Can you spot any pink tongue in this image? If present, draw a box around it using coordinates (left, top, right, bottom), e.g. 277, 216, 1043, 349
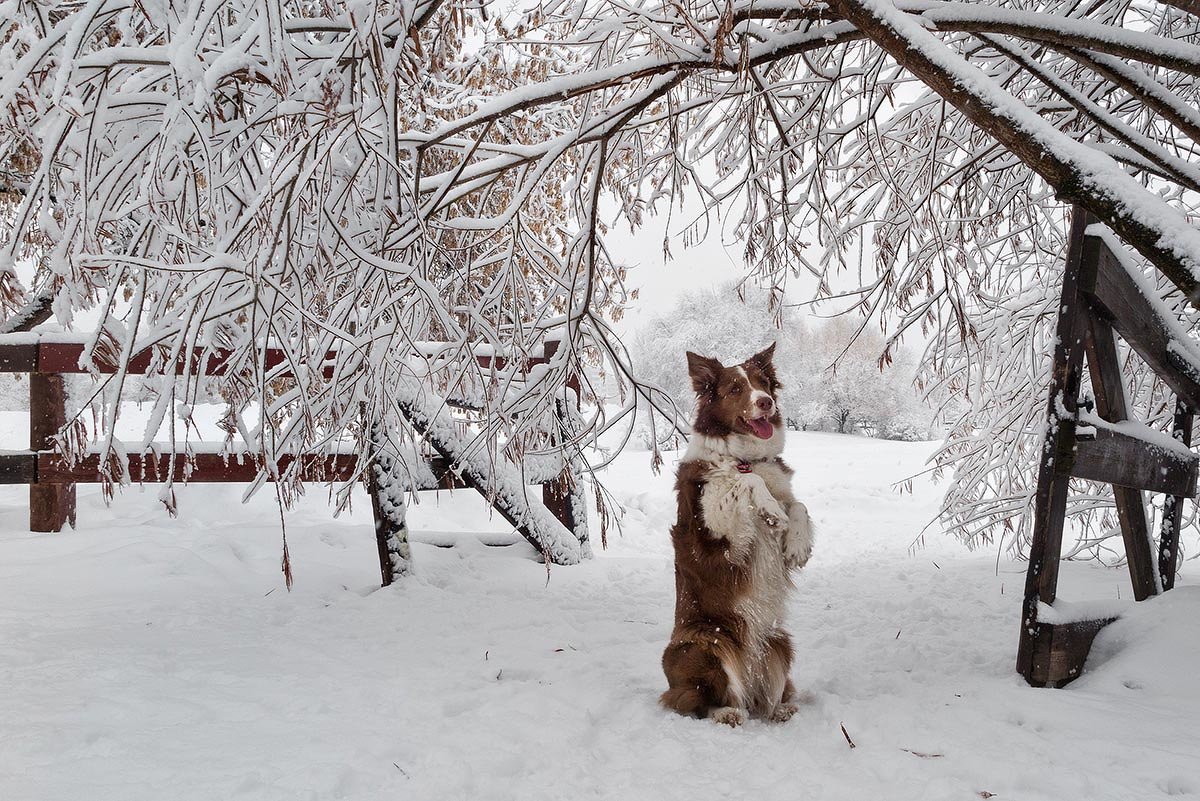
746, 417, 774, 440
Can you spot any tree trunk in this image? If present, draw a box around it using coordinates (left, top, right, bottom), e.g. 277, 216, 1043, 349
364, 411, 411, 585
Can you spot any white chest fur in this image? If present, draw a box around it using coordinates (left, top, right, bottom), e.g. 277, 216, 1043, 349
693, 459, 793, 634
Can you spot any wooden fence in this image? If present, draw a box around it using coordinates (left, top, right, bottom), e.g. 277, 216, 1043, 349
0, 335, 585, 585
1019, 207, 1199, 687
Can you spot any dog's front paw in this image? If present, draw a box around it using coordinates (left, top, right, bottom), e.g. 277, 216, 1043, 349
754, 493, 787, 530
758, 505, 785, 530
769, 702, 799, 723
783, 533, 812, 569
709, 706, 747, 727
783, 503, 814, 569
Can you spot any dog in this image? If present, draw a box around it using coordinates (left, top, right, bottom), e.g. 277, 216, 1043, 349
660, 343, 813, 726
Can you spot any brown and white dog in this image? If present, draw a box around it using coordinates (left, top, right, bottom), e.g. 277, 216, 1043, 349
660, 343, 813, 726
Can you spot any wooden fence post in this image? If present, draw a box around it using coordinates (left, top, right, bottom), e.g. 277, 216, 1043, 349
542, 392, 590, 554
1016, 207, 1091, 687
29, 372, 75, 531
1082, 313, 1158, 600
538, 339, 590, 553
1159, 400, 1194, 591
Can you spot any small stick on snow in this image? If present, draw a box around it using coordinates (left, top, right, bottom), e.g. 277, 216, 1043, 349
392, 763, 410, 778
840, 723, 856, 749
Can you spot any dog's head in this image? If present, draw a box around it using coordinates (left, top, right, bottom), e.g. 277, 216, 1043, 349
686, 344, 783, 448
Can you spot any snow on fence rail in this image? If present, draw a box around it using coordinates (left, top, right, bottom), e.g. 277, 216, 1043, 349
1020, 206, 1199, 688
0, 334, 587, 584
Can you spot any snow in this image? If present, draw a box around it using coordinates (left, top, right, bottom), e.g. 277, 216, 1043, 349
1077, 410, 1196, 460
3, 411, 1198, 800
1036, 597, 1130, 625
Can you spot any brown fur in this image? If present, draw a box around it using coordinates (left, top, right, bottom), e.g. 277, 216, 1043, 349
687, 345, 784, 438
660, 344, 805, 724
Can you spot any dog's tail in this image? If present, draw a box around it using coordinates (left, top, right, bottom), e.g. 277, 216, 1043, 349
660, 687, 707, 718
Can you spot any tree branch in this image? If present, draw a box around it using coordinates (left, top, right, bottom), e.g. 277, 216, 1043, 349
829, 0, 1200, 305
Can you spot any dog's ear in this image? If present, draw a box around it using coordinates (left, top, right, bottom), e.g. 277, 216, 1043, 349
686, 351, 723, 397
747, 342, 778, 384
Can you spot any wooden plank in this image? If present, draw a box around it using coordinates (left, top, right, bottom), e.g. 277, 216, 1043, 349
541, 477, 575, 539
1082, 236, 1200, 410
0, 452, 37, 484
1070, 427, 1198, 497
1023, 618, 1116, 688
1159, 400, 1194, 592
1085, 315, 1164, 600
29, 373, 75, 531
1018, 207, 1092, 683
0, 342, 38, 372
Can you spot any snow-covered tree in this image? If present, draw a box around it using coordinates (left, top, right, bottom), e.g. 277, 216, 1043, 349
791, 316, 929, 437
0, 0, 661, 569
630, 283, 805, 416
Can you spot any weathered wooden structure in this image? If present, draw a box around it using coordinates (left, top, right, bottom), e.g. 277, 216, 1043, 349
1019, 207, 1200, 687
0, 334, 587, 586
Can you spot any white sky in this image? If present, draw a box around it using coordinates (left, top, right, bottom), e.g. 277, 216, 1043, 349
604, 196, 829, 338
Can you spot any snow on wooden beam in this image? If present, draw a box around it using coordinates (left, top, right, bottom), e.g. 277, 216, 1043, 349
0, 287, 56, 335
1080, 226, 1200, 410
1070, 418, 1199, 498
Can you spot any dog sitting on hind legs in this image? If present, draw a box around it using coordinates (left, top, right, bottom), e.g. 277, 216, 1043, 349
660, 343, 814, 727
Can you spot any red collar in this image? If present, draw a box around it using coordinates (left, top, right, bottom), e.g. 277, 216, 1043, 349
736, 461, 754, 473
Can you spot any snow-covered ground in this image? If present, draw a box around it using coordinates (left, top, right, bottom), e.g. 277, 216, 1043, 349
2, 411, 1198, 801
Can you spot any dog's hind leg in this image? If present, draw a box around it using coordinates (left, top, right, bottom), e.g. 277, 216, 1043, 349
661, 638, 747, 724
764, 631, 799, 723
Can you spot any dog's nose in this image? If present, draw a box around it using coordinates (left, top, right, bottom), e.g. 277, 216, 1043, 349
755, 396, 773, 412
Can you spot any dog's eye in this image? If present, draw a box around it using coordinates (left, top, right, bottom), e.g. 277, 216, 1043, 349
729, 384, 742, 395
